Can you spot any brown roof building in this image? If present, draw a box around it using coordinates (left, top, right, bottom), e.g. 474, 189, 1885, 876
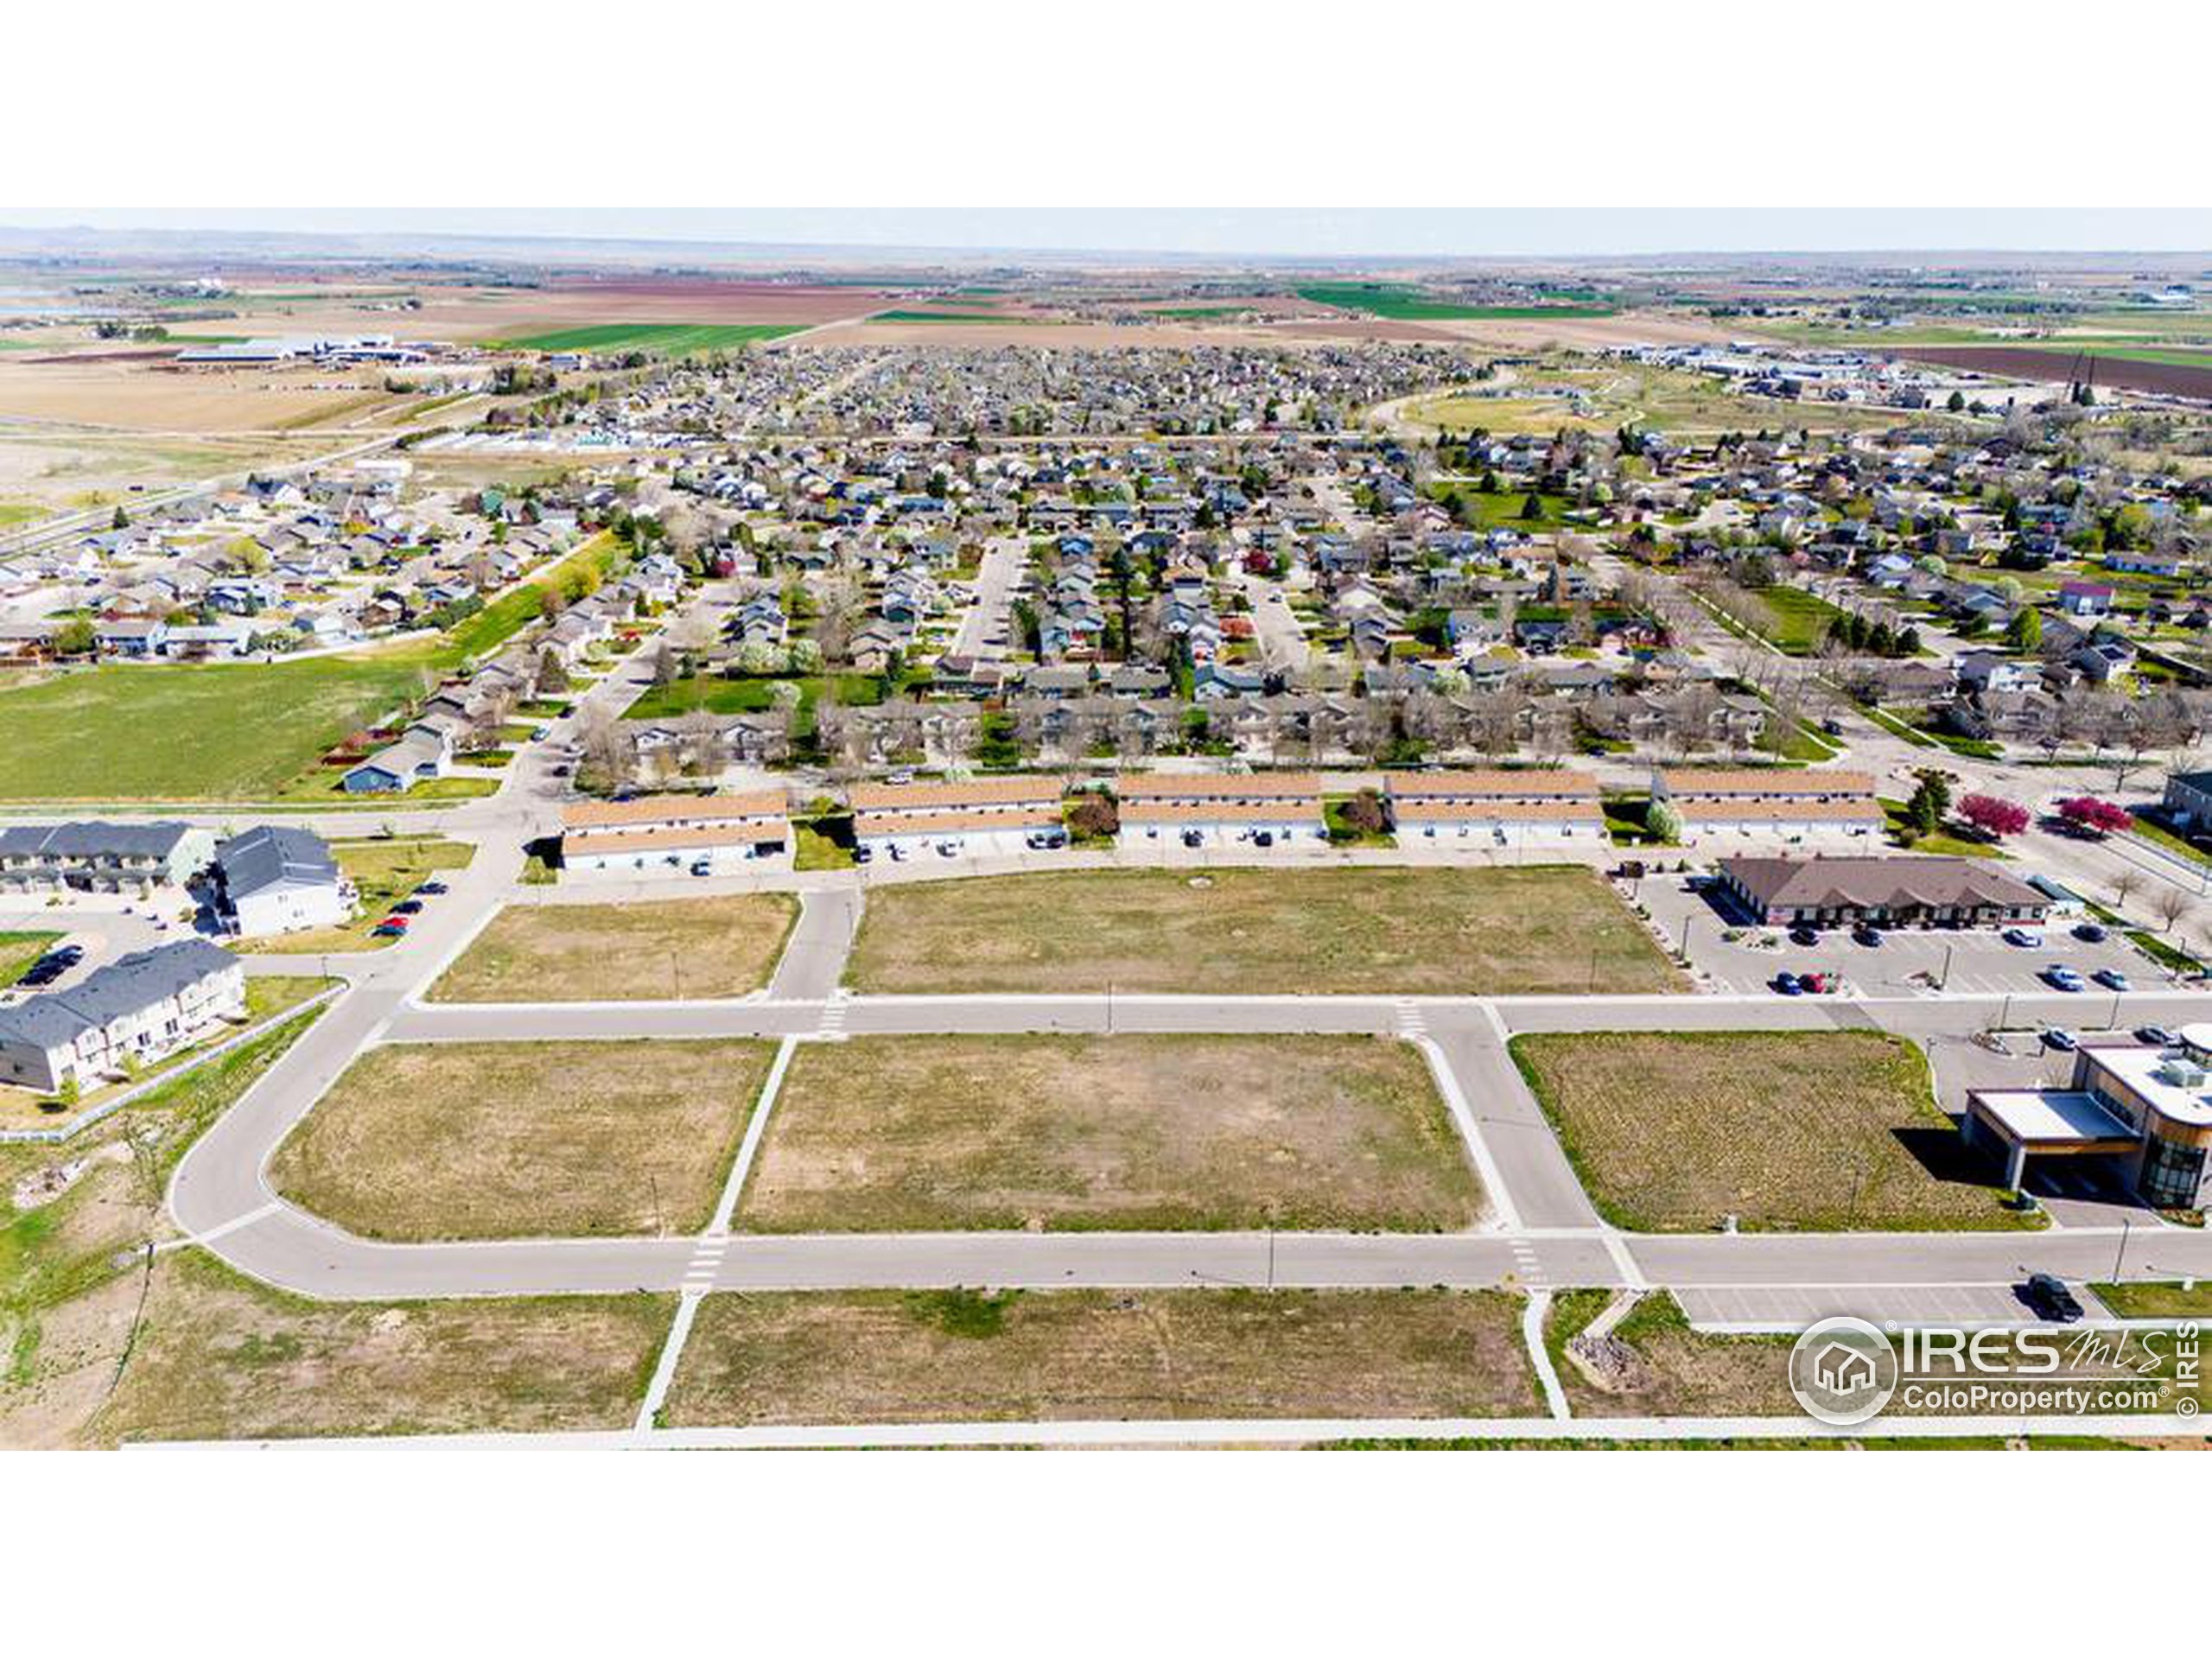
1717, 855, 2050, 927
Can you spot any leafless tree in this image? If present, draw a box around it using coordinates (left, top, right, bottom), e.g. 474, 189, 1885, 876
2154, 886, 2193, 937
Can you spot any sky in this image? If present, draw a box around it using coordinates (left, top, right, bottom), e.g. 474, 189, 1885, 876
2, 208, 2207, 259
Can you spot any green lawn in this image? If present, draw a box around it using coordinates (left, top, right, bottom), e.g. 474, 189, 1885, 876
0, 648, 438, 801
443, 531, 620, 660
1754, 586, 1849, 654
1299, 283, 1616, 321
0, 931, 60, 988
2091, 1281, 2212, 1318
505, 322, 804, 354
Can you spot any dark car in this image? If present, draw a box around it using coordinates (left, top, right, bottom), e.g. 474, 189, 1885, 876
1853, 925, 1882, 947
391, 899, 424, 914
2136, 1026, 2180, 1048
1775, 971, 1802, 995
2018, 1273, 2084, 1324
2074, 921, 2109, 943
851, 845, 873, 864
415, 880, 449, 896
1181, 830, 1203, 849
1789, 926, 1819, 946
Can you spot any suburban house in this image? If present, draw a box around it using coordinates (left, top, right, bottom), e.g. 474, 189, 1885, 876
1965, 1032, 2212, 1208
1115, 772, 1325, 849
1715, 854, 2050, 929
1651, 768, 1884, 839
2057, 581, 2114, 618
849, 776, 1065, 860
1384, 769, 1608, 844
342, 733, 451, 794
207, 825, 353, 938
560, 791, 792, 875
0, 821, 215, 896
0, 938, 246, 1094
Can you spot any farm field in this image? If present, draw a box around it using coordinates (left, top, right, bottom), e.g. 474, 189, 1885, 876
92, 1249, 671, 1445
740, 1033, 1482, 1234
428, 893, 798, 1002
1894, 344, 2212, 401
1510, 1031, 2032, 1233
661, 1287, 1538, 1427
845, 867, 1683, 996
1299, 283, 1615, 321
502, 322, 805, 354
270, 1039, 777, 1241
0, 356, 412, 432
1401, 362, 1906, 436
0, 646, 439, 801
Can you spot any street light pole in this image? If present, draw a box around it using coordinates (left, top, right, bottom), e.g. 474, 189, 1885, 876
2112, 1215, 2133, 1281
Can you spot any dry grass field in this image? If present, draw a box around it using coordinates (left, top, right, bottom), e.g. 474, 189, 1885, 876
427, 893, 798, 1002
270, 1039, 776, 1240
0, 426, 332, 520
845, 867, 1682, 996
740, 1033, 1480, 1234
1510, 1031, 2031, 1233
0, 357, 410, 431
94, 1249, 671, 1444
662, 1287, 1538, 1427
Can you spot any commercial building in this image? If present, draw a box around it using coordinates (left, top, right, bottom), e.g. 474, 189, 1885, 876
1384, 768, 1606, 844
850, 777, 1064, 860
0, 939, 245, 1094
560, 791, 792, 875
0, 821, 215, 896
1116, 772, 1325, 849
1965, 1032, 2212, 1210
1716, 855, 2052, 929
208, 826, 353, 937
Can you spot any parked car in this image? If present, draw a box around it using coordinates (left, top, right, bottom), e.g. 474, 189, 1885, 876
1853, 925, 1882, 947
1181, 830, 1204, 849
2018, 1273, 2085, 1324
2042, 1027, 2077, 1051
2093, 968, 2132, 992
2003, 928, 2044, 948
372, 920, 407, 938
415, 880, 448, 896
2136, 1026, 2180, 1047
1789, 926, 1819, 946
391, 899, 423, 915
2044, 965, 2086, 992
1253, 830, 1274, 847
1774, 971, 1802, 995
379, 913, 410, 931
2074, 922, 2109, 943
851, 846, 873, 864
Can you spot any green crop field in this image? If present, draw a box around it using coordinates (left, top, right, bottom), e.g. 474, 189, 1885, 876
1299, 283, 1617, 321
869, 309, 1046, 325
0, 648, 437, 801
505, 322, 803, 354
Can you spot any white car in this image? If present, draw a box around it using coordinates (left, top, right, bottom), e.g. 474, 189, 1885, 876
2002, 928, 2043, 948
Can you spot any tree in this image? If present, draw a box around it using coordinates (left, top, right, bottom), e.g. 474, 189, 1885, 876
2112, 868, 2144, 912
1957, 793, 2030, 840
2056, 795, 2133, 838
1904, 771, 1952, 839
2153, 887, 2193, 938
534, 646, 569, 696
53, 617, 97, 657
2004, 607, 2042, 652
1646, 798, 1684, 846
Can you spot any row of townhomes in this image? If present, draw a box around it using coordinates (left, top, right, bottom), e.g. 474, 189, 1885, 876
0, 819, 352, 938
0, 938, 245, 1093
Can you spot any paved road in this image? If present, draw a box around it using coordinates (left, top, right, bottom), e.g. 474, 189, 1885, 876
949, 536, 1025, 661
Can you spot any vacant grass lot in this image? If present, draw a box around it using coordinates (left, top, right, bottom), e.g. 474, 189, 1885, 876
847, 867, 1681, 996
741, 1033, 1478, 1234
270, 1039, 776, 1240
428, 893, 798, 1002
2092, 1281, 2212, 1318
242, 836, 476, 955
0, 648, 437, 800
94, 1249, 671, 1444
662, 1287, 1538, 1427
1510, 1031, 2030, 1232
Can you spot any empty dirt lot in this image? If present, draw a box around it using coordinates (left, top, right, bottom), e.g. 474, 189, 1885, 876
1510, 1030, 2030, 1233
662, 1287, 1539, 1427
427, 893, 798, 1002
740, 1033, 1483, 1234
270, 1039, 777, 1240
845, 866, 1682, 996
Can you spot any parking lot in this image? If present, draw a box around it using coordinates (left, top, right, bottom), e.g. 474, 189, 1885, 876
1634, 872, 2165, 1004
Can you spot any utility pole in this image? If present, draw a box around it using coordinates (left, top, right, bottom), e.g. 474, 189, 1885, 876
2112, 1215, 2133, 1281
1939, 942, 1954, 992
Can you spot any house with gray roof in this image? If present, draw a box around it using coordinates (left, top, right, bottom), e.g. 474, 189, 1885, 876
0, 939, 245, 1093
0, 821, 214, 895
209, 825, 353, 938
